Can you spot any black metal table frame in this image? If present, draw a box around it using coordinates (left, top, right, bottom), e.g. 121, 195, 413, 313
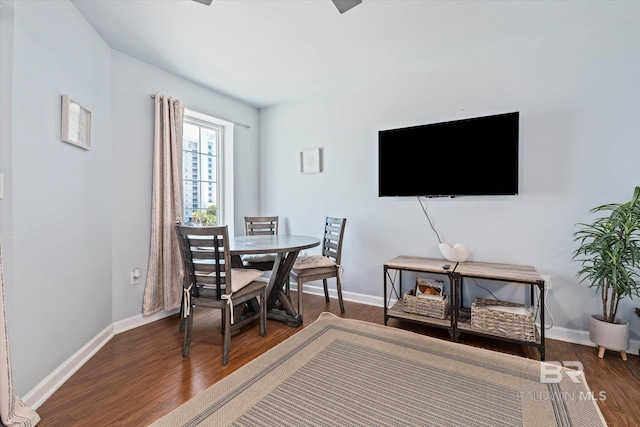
383, 260, 546, 361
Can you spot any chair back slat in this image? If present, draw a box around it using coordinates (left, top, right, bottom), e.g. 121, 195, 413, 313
191, 250, 225, 261
324, 241, 339, 252
194, 274, 227, 288
244, 216, 278, 236
176, 224, 233, 300
325, 224, 342, 235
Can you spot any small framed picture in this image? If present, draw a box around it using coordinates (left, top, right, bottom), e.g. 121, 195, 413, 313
61, 95, 92, 150
415, 277, 445, 300
300, 147, 322, 174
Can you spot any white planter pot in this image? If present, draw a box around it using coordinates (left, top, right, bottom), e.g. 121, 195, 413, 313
589, 314, 629, 351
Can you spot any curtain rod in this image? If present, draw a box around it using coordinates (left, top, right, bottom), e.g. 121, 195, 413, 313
150, 94, 251, 129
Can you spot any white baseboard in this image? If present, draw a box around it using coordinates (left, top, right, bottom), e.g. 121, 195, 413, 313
22, 325, 114, 410
541, 324, 640, 356
113, 308, 179, 334
23, 309, 178, 410
301, 283, 394, 308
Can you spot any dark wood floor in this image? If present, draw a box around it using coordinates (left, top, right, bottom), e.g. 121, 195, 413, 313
36, 293, 639, 426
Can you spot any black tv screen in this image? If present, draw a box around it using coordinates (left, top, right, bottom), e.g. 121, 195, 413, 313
378, 112, 519, 197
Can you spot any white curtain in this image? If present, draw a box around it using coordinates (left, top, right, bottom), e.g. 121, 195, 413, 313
142, 94, 184, 316
0, 234, 40, 426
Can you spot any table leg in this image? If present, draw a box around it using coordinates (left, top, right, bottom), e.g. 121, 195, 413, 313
231, 254, 245, 268
231, 249, 305, 327
264, 250, 303, 327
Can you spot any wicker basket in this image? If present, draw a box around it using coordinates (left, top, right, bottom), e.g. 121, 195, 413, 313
471, 297, 537, 342
402, 290, 448, 319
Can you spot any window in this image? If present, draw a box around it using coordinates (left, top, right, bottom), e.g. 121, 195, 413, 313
182, 111, 224, 226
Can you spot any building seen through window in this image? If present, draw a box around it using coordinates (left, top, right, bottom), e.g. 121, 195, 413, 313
182, 116, 222, 225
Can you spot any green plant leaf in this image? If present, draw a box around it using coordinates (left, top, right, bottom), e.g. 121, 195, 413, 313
572, 186, 640, 322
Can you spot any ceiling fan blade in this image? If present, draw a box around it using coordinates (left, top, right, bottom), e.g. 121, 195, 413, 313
331, 0, 362, 14
192, 0, 213, 5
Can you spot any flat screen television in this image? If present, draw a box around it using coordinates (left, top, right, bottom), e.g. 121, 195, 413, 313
378, 112, 519, 197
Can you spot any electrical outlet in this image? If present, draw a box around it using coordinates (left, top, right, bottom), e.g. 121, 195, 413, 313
131, 268, 141, 285
541, 275, 551, 290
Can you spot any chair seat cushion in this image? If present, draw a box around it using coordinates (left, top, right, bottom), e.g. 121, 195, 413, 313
293, 255, 336, 270
291, 266, 337, 281
230, 268, 267, 293
242, 253, 277, 263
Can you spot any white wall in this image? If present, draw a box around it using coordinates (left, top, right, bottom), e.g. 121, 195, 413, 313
259, 17, 640, 340
0, 0, 260, 397
110, 50, 260, 320
2, 0, 112, 395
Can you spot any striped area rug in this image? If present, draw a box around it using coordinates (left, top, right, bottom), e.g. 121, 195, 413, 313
151, 312, 607, 427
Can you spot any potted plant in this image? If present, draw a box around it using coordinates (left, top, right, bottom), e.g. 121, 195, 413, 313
572, 186, 640, 360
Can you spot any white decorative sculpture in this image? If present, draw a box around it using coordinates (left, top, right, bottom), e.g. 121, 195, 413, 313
438, 243, 470, 262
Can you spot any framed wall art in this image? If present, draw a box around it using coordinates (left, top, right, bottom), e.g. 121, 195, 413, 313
61, 95, 92, 150
300, 147, 322, 174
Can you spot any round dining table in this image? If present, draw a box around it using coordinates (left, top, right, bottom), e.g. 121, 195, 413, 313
229, 235, 320, 327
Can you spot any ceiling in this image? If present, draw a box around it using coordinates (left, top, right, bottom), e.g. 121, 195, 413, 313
72, 0, 639, 109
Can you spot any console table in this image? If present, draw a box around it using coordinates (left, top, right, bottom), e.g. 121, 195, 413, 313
384, 255, 546, 360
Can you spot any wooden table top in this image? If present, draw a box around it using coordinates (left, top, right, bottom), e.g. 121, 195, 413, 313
385, 255, 543, 284
229, 235, 320, 255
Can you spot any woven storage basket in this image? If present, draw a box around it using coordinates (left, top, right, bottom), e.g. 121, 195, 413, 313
471, 297, 537, 342
402, 290, 448, 319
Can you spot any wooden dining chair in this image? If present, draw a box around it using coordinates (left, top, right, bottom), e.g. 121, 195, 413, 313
290, 217, 347, 319
242, 216, 279, 271
176, 224, 268, 366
